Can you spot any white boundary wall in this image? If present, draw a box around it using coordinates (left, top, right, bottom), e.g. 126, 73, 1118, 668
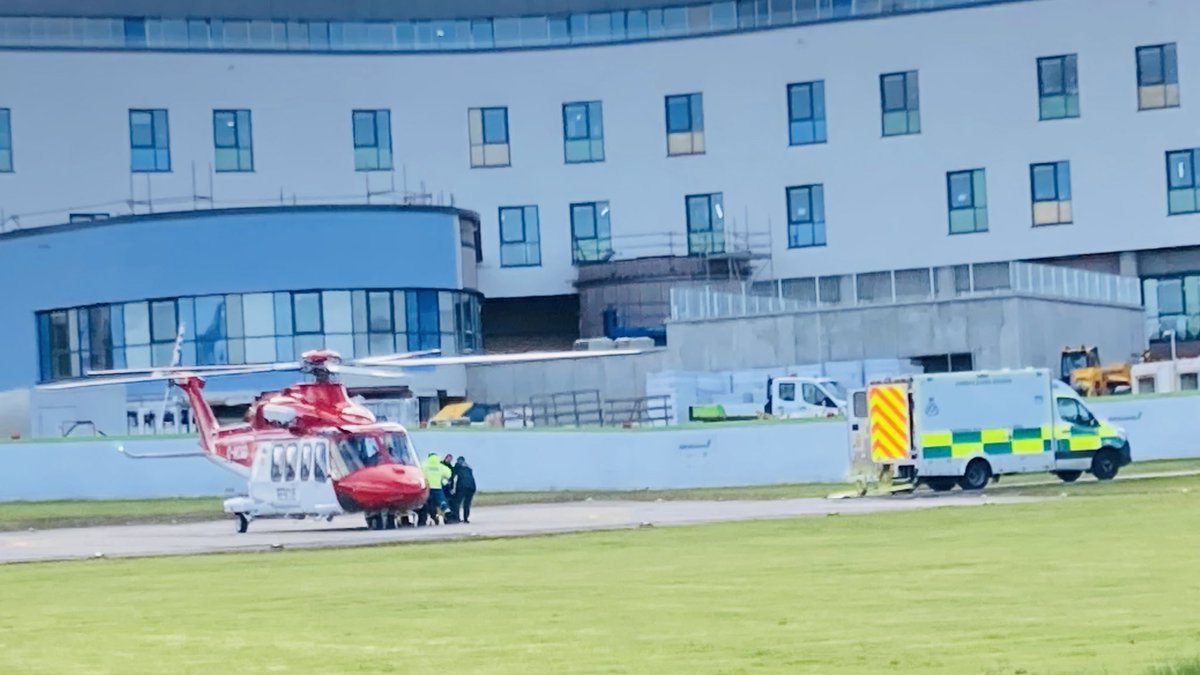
1, 394, 1196, 501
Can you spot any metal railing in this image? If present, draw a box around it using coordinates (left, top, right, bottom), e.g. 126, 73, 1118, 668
671, 260, 1142, 321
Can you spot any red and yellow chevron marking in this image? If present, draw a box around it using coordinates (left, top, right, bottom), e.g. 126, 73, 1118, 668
868, 384, 911, 462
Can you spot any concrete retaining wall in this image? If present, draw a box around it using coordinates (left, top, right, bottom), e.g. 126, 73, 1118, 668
1, 393, 1196, 502
0, 421, 849, 501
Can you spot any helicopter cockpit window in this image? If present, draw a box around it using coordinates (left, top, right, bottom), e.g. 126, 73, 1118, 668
314, 443, 328, 483
271, 444, 284, 482
328, 433, 418, 478
285, 444, 298, 481
300, 443, 312, 481
380, 432, 419, 467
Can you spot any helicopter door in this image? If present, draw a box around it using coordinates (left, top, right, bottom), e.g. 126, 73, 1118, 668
249, 442, 303, 512
291, 440, 338, 513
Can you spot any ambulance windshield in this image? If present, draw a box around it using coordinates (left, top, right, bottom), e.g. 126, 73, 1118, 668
820, 380, 847, 402
330, 432, 419, 478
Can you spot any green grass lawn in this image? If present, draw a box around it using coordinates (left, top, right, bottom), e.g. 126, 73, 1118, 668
1, 482, 1198, 673
2, 458, 1197, 532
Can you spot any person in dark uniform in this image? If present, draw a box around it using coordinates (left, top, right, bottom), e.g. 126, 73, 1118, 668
452, 456, 477, 524
441, 453, 459, 523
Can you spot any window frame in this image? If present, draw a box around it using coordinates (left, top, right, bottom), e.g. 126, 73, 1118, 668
1029, 160, 1072, 226
665, 92, 705, 156
684, 192, 725, 255
785, 184, 826, 248
1166, 148, 1200, 216
879, 70, 920, 137
129, 108, 171, 172
562, 100, 605, 164
212, 108, 254, 172
469, 106, 511, 168
498, 205, 542, 268
1136, 43, 1180, 111
0, 107, 12, 172
351, 109, 393, 171
570, 200, 613, 264
946, 168, 988, 235
1036, 54, 1080, 121
786, 80, 827, 146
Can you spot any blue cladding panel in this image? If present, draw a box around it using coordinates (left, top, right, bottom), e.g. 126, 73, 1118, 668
0, 207, 465, 389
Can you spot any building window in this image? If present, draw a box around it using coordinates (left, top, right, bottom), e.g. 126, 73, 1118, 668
499, 205, 541, 267
665, 93, 704, 156
1037, 54, 1079, 120
0, 108, 11, 172
947, 169, 987, 234
563, 101, 604, 163
213, 109, 253, 172
571, 201, 612, 264
685, 193, 724, 255
129, 109, 170, 172
35, 288, 482, 382
787, 81, 826, 146
1031, 161, 1072, 226
1144, 276, 1200, 342
352, 109, 392, 171
880, 71, 919, 136
1137, 43, 1180, 110
469, 107, 510, 168
786, 185, 826, 248
1167, 149, 1200, 215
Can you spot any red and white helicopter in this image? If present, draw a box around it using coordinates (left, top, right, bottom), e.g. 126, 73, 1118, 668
39, 344, 651, 532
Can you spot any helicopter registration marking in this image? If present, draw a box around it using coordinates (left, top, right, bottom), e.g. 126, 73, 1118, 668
277, 487, 296, 501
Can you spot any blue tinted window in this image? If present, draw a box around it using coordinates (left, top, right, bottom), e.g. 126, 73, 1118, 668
352, 109, 392, 171
1037, 54, 1079, 120
499, 205, 542, 267
0, 108, 11, 172
685, 193, 724, 255
563, 101, 604, 163
129, 109, 170, 172
1167, 149, 1200, 215
880, 71, 920, 136
947, 168, 988, 234
213, 109, 253, 172
571, 201, 612, 264
786, 185, 826, 248
482, 108, 508, 143
787, 81, 826, 145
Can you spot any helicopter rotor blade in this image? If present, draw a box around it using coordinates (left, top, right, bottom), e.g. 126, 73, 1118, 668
37, 364, 304, 390
327, 364, 417, 379
348, 349, 442, 366
362, 348, 654, 369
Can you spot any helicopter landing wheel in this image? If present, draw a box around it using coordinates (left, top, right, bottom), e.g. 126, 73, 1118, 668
235, 513, 249, 534
383, 513, 397, 530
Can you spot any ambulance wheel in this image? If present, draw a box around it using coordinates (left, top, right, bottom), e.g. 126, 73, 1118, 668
958, 459, 992, 491
926, 477, 956, 493
1091, 449, 1120, 481
235, 513, 249, 534
1054, 470, 1082, 483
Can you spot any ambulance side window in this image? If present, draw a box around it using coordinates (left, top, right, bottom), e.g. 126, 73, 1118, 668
778, 382, 796, 402
1056, 398, 1094, 426
314, 443, 328, 483
852, 391, 867, 418
300, 443, 312, 482
271, 444, 284, 482
285, 444, 298, 481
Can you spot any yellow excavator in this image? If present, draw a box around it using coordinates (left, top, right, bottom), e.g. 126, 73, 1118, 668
1059, 346, 1132, 396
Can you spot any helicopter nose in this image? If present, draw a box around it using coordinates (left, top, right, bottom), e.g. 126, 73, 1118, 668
335, 464, 428, 510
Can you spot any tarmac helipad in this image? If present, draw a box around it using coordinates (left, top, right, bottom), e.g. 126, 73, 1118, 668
0, 492, 1038, 564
